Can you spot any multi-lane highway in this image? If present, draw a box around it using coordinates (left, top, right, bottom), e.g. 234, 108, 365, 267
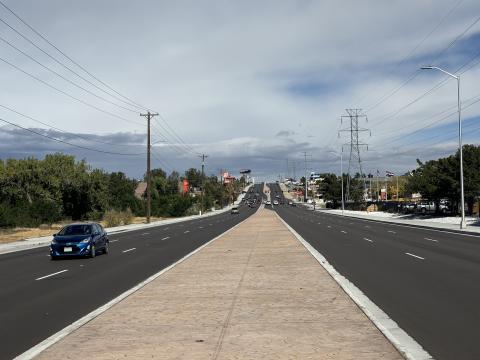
269, 183, 480, 360
0, 184, 261, 359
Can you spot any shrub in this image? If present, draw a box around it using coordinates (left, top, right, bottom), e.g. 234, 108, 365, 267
103, 210, 122, 227
120, 208, 133, 225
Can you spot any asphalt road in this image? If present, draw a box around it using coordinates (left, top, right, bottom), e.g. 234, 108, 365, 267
0, 184, 261, 360
269, 183, 480, 360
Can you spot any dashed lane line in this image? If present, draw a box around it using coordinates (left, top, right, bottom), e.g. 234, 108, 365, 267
110, 239, 119, 243
388, 230, 396, 234
341, 230, 347, 234
184, 230, 190, 234
405, 252, 425, 260
35, 269, 68, 281
364, 238, 374, 243
141, 232, 150, 236
161, 237, 170, 241
122, 248, 136, 253
424, 237, 439, 242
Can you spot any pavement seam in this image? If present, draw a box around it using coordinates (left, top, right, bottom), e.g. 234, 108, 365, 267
212, 215, 261, 360
273, 210, 433, 360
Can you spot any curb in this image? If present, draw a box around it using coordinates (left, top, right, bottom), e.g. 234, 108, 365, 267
274, 211, 433, 360
14, 206, 258, 360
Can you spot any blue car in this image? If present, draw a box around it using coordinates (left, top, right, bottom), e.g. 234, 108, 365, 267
50, 223, 109, 260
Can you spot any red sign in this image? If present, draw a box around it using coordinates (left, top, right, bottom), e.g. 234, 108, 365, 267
183, 179, 189, 194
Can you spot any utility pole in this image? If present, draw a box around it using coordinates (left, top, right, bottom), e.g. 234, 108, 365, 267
140, 111, 159, 223
200, 154, 208, 215
302, 152, 311, 203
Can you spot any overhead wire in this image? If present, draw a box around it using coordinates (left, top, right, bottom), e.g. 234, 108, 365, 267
0, 116, 144, 156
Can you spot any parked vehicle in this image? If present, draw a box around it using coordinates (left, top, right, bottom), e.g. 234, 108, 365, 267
273, 200, 279, 205
417, 200, 450, 215
50, 223, 109, 260
231, 206, 239, 214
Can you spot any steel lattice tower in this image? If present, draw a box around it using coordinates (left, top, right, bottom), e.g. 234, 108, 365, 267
338, 109, 370, 201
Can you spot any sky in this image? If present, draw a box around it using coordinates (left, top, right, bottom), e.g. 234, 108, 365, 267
0, 0, 480, 181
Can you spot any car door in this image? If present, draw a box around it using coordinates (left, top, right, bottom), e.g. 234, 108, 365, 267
92, 224, 101, 248
98, 224, 107, 247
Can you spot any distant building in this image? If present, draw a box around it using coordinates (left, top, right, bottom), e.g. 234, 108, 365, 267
134, 182, 147, 199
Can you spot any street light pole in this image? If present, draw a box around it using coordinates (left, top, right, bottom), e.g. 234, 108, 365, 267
329, 151, 344, 216
421, 66, 466, 228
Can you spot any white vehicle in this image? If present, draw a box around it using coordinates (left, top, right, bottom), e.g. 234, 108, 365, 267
265, 200, 271, 205
273, 200, 279, 205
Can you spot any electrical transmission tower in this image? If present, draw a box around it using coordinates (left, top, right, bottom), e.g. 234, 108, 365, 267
338, 109, 370, 201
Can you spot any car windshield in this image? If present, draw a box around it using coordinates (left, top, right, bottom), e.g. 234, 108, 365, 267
58, 224, 93, 236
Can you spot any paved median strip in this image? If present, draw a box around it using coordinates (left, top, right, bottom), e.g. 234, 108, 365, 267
35, 269, 68, 281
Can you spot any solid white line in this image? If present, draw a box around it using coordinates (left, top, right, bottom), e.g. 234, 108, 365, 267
35, 269, 68, 281
405, 252, 425, 260
274, 213, 432, 360
161, 236, 170, 241
16, 207, 258, 360
424, 237, 439, 242
122, 248, 136, 253
141, 232, 150, 236
364, 238, 373, 243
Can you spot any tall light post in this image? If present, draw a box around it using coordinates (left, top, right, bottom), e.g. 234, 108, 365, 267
329, 151, 344, 215
421, 66, 466, 228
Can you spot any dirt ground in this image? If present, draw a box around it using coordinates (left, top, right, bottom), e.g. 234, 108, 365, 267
0, 216, 164, 245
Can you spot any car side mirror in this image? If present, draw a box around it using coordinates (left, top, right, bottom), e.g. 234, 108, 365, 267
52, 233, 57, 237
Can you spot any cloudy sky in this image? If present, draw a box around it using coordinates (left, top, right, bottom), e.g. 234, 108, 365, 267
1, 0, 480, 180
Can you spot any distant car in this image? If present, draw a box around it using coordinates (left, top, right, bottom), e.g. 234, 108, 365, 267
231, 206, 239, 214
265, 200, 271, 205
289, 201, 296, 207
273, 200, 279, 205
50, 223, 109, 260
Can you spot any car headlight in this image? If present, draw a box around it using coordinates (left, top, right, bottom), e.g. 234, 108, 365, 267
80, 237, 91, 243
51, 238, 58, 245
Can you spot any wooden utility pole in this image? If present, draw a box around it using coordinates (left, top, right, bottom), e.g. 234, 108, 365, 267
200, 154, 208, 215
140, 111, 158, 223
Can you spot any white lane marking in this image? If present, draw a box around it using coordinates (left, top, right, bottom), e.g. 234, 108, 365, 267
209, 223, 213, 226
198, 226, 204, 229
424, 237, 439, 242
164, 227, 169, 230
35, 269, 68, 281
349, 222, 354, 225
275, 213, 432, 360
365, 225, 370, 228
318, 222, 321, 224
388, 230, 396, 234
327, 225, 331, 228
341, 230, 347, 234
405, 252, 425, 260
184, 230, 190, 234
364, 238, 373, 243
320, 210, 480, 238
17, 212, 258, 360
141, 232, 150, 236
122, 248, 136, 253
110, 239, 119, 243
161, 237, 170, 241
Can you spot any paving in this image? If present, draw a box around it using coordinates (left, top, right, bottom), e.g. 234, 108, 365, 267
36, 207, 401, 360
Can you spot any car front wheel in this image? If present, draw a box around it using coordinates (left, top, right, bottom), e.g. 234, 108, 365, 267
103, 242, 109, 254
90, 244, 96, 258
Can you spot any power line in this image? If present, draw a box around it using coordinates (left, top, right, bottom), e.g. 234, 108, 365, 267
0, 55, 145, 127
0, 33, 140, 114
0, 116, 144, 156
0, 103, 140, 147
0, 0, 150, 112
